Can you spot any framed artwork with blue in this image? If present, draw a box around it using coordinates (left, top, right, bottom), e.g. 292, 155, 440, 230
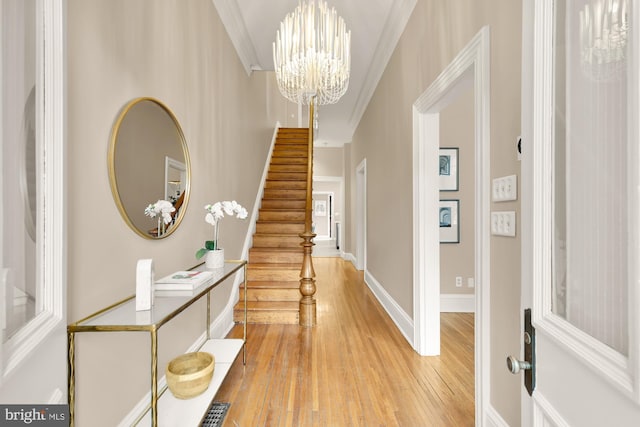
439, 199, 460, 243
439, 147, 459, 191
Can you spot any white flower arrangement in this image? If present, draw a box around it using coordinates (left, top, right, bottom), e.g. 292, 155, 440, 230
196, 200, 248, 259
144, 199, 176, 225
144, 199, 176, 237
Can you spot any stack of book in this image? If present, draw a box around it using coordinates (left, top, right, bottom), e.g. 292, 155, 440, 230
154, 270, 216, 297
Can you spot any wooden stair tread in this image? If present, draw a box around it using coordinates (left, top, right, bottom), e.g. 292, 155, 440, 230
253, 233, 303, 238
248, 247, 304, 264
249, 247, 303, 252
240, 301, 299, 311
272, 149, 306, 152
263, 190, 306, 197
248, 263, 302, 270
259, 207, 305, 211
243, 281, 300, 289
256, 221, 304, 225
253, 233, 302, 237
260, 201, 306, 210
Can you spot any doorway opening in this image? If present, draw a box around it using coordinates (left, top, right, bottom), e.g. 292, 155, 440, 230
312, 191, 334, 240
312, 176, 344, 257
355, 159, 367, 271
412, 26, 491, 422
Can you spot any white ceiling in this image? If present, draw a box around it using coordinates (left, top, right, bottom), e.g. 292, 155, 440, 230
212, 0, 417, 146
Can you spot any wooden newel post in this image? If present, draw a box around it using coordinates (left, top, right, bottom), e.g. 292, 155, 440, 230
299, 231, 316, 327
299, 97, 317, 327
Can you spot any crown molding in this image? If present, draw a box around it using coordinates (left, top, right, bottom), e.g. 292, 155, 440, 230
212, 0, 260, 75
347, 0, 417, 133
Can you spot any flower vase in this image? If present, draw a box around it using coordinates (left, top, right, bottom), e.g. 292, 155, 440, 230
205, 249, 224, 269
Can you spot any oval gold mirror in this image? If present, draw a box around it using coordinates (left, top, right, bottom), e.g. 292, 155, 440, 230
108, 97, 191, 239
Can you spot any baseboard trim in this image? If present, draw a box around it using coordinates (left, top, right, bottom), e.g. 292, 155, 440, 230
343, 252, 357, 267
363, 270, 414, 346
440, 293, 475, 313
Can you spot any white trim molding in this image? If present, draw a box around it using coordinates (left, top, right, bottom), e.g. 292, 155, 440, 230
440, 294, 475, 313
412, 25, 491, 426
241, 123, 279, 262
355, 159, 367, 271
343, 252, 357, 267
211, 0, 260, 75
364, 270, 413, 346
347, 0, 418, 132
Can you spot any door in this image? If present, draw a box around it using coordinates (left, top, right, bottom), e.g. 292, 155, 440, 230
0, 0, 67, 408
521, 0, 640, 425
312, 192, 332, 240
355, 159, 366, 270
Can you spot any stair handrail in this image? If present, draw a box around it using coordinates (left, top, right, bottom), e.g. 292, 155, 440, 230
299, 98, 317, 327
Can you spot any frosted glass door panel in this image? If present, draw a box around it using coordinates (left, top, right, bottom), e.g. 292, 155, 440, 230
552, 0, 631, 356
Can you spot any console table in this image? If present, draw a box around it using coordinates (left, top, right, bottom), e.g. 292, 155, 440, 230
67, 260, 247, 426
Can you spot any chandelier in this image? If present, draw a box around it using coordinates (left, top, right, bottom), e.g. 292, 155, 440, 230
579, 0, 629, 80
273, 0, 351, 106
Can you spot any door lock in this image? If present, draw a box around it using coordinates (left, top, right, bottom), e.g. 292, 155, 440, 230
506, 308, 536, 395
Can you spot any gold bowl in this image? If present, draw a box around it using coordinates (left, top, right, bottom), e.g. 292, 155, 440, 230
166, 352, 215, 399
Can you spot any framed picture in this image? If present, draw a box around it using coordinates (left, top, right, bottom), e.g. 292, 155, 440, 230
314, 200, 327, 216
439, 147, 459, 191
439, 199, 460, 243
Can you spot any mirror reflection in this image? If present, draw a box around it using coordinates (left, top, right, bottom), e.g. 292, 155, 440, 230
108, 98, 191, 239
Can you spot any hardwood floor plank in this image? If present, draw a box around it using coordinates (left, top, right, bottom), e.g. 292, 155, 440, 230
217, 258, 474, 426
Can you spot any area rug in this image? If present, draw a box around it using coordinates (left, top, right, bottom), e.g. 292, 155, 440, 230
201, 402, 230, 427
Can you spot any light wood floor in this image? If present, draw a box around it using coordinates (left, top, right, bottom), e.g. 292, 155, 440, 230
217, 257, 475, 426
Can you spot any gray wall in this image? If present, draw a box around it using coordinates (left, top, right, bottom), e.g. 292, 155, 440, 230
345, 0, 522, 424
440, 88, 475, 295
314, 147, 343, 176
67, 0, 291, 424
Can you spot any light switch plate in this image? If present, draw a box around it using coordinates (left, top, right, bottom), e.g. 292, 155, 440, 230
492, 175, 518, 202
491, 211, 516, 237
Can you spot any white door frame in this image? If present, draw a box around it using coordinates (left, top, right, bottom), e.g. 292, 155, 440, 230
355, 159, 367, 271
412, 26, 491, 422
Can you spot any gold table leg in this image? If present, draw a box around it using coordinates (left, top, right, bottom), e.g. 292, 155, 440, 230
68, 331, 75, 427
151, 328, 158, 426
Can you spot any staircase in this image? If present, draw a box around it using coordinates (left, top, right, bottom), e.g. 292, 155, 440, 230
233, 128, 310, 324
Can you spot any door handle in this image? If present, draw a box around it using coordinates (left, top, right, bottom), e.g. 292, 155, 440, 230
506, 308, 536, 395
506, 355, 531, 374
